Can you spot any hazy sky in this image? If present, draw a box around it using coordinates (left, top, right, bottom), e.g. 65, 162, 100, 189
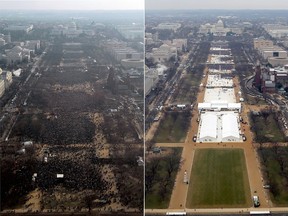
0, 0, 144, 10
146, 0, 288, 10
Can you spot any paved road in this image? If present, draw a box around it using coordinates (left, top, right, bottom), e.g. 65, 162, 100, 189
146, 207, 288, 215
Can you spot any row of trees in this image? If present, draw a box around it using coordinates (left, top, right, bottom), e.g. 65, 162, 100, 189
249, 110, 286, 143
258, 145, 288, 200
145, 148, 182, 200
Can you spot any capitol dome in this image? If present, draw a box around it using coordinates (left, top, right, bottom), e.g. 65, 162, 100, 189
216, 20, 224, 28
68, 22, 77, 30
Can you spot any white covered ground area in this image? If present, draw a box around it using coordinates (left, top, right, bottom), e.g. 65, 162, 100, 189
197, 111, 242, 143
206, 74, 234, 88
204, 88, 236, 103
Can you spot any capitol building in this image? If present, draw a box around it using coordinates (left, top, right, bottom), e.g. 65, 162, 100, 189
199, 20, 230, 36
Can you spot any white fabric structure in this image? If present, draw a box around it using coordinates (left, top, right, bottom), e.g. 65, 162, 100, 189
199, 113, 217, 142
222, 114, 240, 142
198, 102, 241, 112
227, 103, 241, 111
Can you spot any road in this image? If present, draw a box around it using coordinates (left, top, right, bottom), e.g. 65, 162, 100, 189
145, 208, 288, 215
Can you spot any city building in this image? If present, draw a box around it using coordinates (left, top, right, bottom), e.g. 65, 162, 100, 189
146, 44, 177, 63
23, 40, 41, 54
163, 39, 187, 51
199, 20, 230, 36
121, 59, 144, 69
263, 24, 288, 38
145, 66, 159, 96
254, 65, 276, 93
6, 46, 31, 65
0, 38, 5, 46
253, 38, 273, 49
156, 23, 181, 31
258, 46, 287, 59
103, 40, 142, 62
0, 78, 5, 98
254, 39, 288, 67
1, 70, 13, 89
116, 24, 143, 40
4, 25, 34, 33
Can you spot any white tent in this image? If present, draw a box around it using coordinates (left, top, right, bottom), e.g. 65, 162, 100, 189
227, 103, 241, 112
199, 113, 218, 142
222, 114, 240, 142
198, 102, 241, 112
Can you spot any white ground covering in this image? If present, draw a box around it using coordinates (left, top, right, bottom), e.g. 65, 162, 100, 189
206, 74, 233, 87
209, 69, 232, 74
204, 88, 236, 103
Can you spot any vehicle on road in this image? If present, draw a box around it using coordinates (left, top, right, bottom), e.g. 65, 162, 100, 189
193, 135, 197, 142
253, 195, 260, 207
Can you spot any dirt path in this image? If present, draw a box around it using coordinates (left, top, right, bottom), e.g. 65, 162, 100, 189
145, 114, 163, 141
23, 189, 42, 212
90, 113, 110, 158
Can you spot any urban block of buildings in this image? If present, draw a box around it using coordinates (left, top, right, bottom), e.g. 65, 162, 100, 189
254, 38, 288, 67
254, 64, 288, 93
0, 68, 13, 98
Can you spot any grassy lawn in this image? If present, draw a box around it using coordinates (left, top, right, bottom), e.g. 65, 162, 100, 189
250, 112, 286, 143
186, 149, 251, 208
258, 147, 288, 206
154, 112, 191, 143
145, 148, 182, 209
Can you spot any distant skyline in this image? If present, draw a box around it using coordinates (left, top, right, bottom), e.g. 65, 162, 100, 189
146, 0, 288, 10
0, 0, 144, 10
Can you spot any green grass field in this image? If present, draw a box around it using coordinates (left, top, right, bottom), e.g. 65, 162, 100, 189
186, 149, 251, 208
154, 112, 191, 143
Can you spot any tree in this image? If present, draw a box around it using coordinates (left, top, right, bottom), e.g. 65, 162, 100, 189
158, 176, 171, 199
261, 110, 270, 123
164, 149, 182, 178
276, 82, 283, 89
83, 194, 96, 213
145, 157, 160, 193
145, 57, 156, 68
145, 140, 155, 152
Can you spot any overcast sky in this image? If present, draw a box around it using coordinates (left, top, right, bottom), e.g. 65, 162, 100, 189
146, 0, 288, 10
0, 0, 144, 10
